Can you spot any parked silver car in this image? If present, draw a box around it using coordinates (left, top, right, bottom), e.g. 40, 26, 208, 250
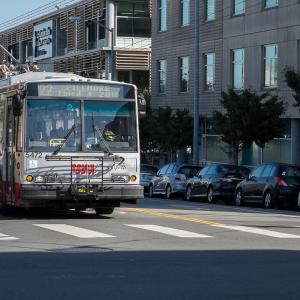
140, 164, 159, 194
148, 163, 202, 199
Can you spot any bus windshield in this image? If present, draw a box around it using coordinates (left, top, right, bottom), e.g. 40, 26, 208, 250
84, 101, 137, 152
26, 99, 82, 152
26, 99, 137, 152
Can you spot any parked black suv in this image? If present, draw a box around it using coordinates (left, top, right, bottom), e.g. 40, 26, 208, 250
235, 163, 300, 208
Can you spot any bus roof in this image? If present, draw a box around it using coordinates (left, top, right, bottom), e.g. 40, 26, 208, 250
0, 71, 136, 92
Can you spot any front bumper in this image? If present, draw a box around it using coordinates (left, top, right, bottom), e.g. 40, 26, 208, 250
19, 184, 144, 208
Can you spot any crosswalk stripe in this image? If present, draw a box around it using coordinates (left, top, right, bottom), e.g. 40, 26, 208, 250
126, 224, 213, 238
0, 237, 19, 241
0, 233, 19, 241
216, 225, 300, 239
33, 224, 115, 238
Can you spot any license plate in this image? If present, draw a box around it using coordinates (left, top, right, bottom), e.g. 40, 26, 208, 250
77, 187, 87, 193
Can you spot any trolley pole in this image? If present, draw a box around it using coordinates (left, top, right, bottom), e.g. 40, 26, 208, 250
193, 0, 200, 164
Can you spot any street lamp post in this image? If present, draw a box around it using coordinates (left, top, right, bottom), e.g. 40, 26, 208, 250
193, 0, 200, 164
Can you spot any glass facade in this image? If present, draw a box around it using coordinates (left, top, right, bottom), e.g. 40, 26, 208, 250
158, 60, 167, 93
181, 0, 190, 26
159, 0, 167, 31
204, 53, 215, 90
206, 0, 215, 21
264, 44, 278, 88
117, 2, 151, 37
179, 56, 189, 92
232, 49, 244, 90
233, 0, 245, 15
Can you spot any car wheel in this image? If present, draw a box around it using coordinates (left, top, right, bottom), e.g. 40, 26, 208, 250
207, 187, 216, 204
264, 191, 273, 209
95, 207, 114, 215
185, 186, 192, 201
235, 189, 243, 206
148, 184, 154, 198
165, 185, 172, 199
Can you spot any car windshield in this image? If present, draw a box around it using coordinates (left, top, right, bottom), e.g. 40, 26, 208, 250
84, 101, 137, 152
26, 99, 81, 152
280, 166, 300, 177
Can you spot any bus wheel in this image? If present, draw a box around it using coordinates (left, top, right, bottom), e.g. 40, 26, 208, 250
95, 207, 114, 215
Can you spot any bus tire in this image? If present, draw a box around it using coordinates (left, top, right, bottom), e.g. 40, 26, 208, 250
95, 207, 114, 215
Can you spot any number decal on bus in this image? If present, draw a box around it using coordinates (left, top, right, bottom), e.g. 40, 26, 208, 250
72, 164, 95, 175
25, 152, 43, 158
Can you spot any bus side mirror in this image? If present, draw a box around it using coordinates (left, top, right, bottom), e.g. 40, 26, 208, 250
137, 93, 146, 118
12, 93, 23, 116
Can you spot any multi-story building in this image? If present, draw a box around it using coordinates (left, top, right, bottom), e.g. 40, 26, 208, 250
0, 0, 151, 90
151, 0, 300, 166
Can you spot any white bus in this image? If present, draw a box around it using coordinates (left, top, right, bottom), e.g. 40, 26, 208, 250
0, 71, 143, 214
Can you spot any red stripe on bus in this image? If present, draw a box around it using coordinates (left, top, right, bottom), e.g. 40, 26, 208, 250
14, 183, 21, 205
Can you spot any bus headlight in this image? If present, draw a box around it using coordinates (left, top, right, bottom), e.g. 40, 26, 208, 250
130, 175, 137, 182
35, 176, 45, 183
26, 175, 34, 182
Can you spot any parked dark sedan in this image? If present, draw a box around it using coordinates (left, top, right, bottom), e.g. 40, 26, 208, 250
185, 163, 250, 204
235, 163, 300, 208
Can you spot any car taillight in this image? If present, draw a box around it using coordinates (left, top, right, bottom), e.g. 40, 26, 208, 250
275, 177, 288, 187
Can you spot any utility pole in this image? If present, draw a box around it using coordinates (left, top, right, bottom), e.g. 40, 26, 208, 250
193, 0, 200, 164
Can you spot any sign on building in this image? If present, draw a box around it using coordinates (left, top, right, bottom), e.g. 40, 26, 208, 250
33, 20, 53, 61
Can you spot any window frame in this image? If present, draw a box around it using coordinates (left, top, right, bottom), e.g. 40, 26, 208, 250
263, 44, 278, 88
205, 0, 216, 22
264, 0, 279, 9
158, 59, 167, 94
179, 56, 190, 93
158, 0, 167, 32
233, 0, 245, 16
204, 53, 215, 91
180, 0, 190, 27
232, 48, 245, 90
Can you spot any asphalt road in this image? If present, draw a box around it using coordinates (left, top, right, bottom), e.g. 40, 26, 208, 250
1, 197, 300, 300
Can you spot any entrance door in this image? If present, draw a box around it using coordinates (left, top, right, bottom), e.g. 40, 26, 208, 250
5, 101, 15, 205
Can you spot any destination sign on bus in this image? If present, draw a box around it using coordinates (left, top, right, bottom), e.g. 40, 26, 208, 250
27, 82, 135, 99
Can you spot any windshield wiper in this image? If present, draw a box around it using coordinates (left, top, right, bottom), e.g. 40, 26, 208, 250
92, 124, 113, 156
52, 124, 76, 155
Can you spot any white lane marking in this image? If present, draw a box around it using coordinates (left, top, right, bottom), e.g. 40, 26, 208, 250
217, 225, 300, 239
0, 233, 19, 241
34, 224, 115, 238
126, 224, 213, 238
118, 211, 127, 215
0, 237, 19, 241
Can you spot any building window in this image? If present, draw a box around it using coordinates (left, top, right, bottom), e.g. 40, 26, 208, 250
206, 0, 215, 21
204, 53, 215, 90
117, 2, 151, 38
159, 0, 167, 31
181, 0, 190, 26
265, 0, 278, 8
232, 49, 244, 90
179, 56, 189, 92
158, 60, 167, 93
233, 0, 245, 15
264, 44, 278, 88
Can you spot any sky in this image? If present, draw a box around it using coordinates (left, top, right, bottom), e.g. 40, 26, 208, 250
0, 0, 80, 31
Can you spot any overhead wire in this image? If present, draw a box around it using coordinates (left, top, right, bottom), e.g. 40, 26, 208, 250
0, 0, 82, 32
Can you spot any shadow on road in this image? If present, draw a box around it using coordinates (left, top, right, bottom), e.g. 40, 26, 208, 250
0, 249, 299, 300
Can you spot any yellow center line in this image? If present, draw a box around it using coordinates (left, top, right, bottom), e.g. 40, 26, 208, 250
120, 207, 224, 227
